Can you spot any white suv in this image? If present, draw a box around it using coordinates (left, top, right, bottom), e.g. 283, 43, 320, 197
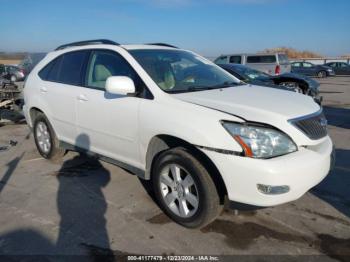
23, 40, 333, 228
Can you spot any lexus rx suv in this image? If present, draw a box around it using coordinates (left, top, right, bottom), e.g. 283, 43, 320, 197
23, 40, 333, 228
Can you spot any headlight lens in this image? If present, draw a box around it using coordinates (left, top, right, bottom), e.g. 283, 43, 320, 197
222, 122, 297, 158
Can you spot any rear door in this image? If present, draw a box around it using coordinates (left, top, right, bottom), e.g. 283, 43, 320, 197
302, 62, 316, 76
291, 62, 303, 74
38, 50, 90, 144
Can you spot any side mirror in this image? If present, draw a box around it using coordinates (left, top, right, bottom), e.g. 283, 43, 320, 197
105, 76, 136, 96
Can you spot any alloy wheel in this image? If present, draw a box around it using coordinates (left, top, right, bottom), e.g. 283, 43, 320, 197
159, 164, 199, 218
35, 121, 52, 153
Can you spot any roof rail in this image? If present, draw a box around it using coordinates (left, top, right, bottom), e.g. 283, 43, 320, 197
146, 43, 178, 49
55, 39, 120, 51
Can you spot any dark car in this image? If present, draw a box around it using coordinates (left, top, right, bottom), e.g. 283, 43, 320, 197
324, 62, 350, 75
4, 65, 25, 82
219, 64, 321, 103
291, 62, 335, 78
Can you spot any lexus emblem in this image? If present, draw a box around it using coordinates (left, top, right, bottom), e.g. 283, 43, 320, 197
319, 117, 328, 127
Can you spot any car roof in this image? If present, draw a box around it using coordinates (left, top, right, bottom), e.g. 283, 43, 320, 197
219, 53, 284, 57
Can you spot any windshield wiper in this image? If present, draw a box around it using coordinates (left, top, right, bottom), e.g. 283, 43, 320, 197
166, 81, 243, 94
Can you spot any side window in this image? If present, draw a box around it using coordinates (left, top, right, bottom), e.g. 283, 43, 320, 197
214, 56, 228, 65
86, 50, 143, 91
247, 56, 276, 63
292, 62, 301, 67
340, 62, 348, 68
38, 56, 63, 82
229, 56, 242, 64
327, 62, 336, 67
58, 51, 89, 85
303, 62, 312, 68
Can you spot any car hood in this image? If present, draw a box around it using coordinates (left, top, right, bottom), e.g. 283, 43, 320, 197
173, 85, 320, 123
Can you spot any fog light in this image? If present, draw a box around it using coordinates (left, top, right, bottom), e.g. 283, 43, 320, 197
257, 184, 290, 195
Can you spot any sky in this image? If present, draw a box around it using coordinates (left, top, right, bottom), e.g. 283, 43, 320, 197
0, 0, 349, 57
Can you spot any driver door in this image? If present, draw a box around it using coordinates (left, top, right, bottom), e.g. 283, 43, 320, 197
76, 50, 142, 168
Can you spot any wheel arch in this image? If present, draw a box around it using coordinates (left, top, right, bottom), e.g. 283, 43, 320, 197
29, 107, 44, 126
145, 134, 228, 204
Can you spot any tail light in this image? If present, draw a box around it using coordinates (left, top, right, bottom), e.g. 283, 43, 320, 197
275, 65, 281, 75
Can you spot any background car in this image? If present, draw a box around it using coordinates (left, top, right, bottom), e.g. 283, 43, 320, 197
4, 65, 25, 82
291, 62, 335, 78
324, 62, 350, 75
18, 53, 46, 75
219, 64, 321, 103
214, 53, 291, 75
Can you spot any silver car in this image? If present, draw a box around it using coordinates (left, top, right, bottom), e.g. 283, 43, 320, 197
214, 53, 291, 75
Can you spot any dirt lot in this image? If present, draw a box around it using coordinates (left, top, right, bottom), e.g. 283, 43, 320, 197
0, 78, 349, 261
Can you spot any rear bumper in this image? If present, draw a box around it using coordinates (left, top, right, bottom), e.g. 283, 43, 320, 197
200, 136, 333, 207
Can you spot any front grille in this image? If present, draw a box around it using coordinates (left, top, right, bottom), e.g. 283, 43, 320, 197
289, 111, 328, 140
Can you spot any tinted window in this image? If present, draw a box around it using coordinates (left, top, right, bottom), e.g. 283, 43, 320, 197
292, 62, 301, 67
38, 56, 63, 82
247, 55, 276, 63
340, 62, 349, 68
327, 62, 336, 67
229, 56, 242, 64
86, 50, 143, 90
58, 51, 88, 85
214, 56, 228, 64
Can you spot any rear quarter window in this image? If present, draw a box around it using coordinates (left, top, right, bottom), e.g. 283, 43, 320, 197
247, 55, 276, 63
39, 56, 63, 82
39, 51, 89, 85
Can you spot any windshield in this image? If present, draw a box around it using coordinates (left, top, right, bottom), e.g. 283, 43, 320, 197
130, 49, 240, 93
234, 66, 270, 80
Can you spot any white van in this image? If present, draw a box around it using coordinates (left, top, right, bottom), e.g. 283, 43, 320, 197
215, 53, 291, 75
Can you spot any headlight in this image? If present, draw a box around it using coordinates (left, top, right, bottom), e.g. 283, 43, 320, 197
222, 122, 297, 158
327, 69, 333, 72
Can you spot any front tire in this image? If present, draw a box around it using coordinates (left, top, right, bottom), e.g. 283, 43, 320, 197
33, 113, 65, 161
152, 148, 222, 228
318, 71, 327, 78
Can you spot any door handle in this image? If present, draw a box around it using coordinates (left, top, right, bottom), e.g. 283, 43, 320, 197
77, 94, 88, 101
40, 87, 47, 93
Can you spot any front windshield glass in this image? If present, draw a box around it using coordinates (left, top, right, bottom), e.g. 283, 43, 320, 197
130, 49, 240, 93
234, 66, 270, 80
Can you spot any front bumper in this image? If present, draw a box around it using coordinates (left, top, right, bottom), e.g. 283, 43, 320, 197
327, 71, 336, 76
200, 136, 333, 207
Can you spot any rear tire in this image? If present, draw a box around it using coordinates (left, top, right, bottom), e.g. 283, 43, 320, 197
152, 147, 222, 228
33, 112, 65, 161
318, 71, 327, 78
